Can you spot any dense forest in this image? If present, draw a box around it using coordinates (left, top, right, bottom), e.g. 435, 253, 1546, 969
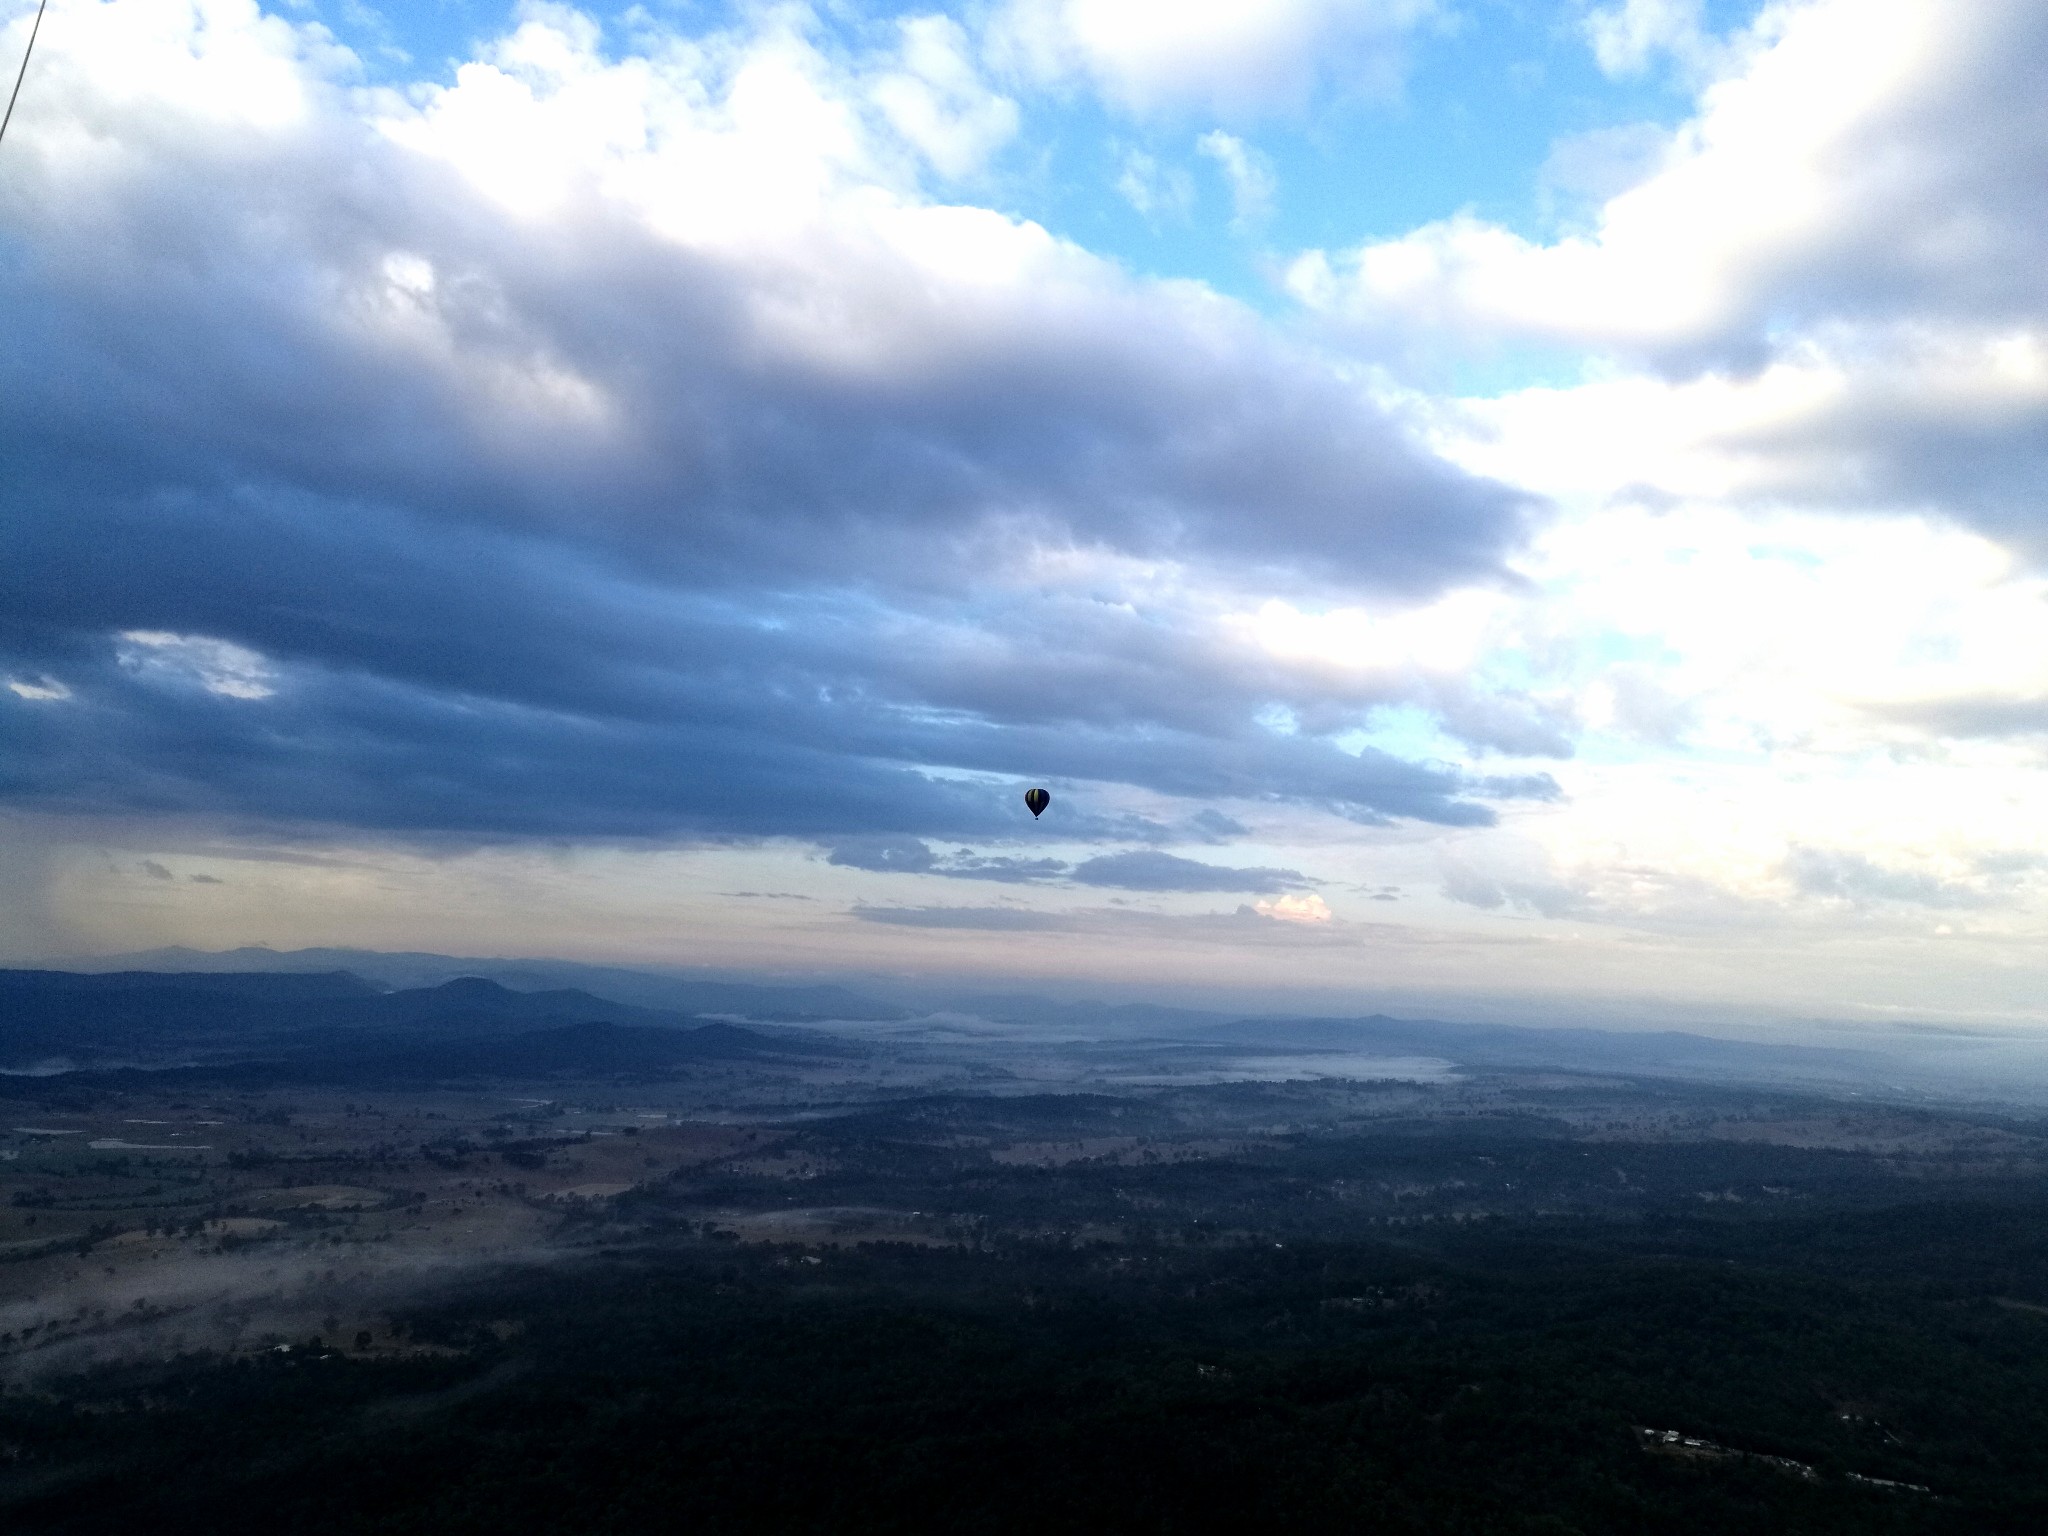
9, 1081, 2048, 1533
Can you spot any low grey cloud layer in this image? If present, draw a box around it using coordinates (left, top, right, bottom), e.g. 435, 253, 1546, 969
853, 903, 1072, 931
849, 899, 1362, 939
1783, 847, 1991, 910
1068, 850, 1309, 893
827, 839, 1312, 892
1438, 862, 1585, 919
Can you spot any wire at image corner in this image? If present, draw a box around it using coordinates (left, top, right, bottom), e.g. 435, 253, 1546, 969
0, 0, 51, 151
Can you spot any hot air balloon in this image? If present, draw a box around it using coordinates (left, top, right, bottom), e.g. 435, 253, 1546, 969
1024, 787, 1050, 819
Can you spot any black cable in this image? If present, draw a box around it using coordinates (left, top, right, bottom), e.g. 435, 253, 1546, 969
0, 0, 51, 150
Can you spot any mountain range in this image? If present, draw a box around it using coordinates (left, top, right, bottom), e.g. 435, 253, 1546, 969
0, 969, 810, 1076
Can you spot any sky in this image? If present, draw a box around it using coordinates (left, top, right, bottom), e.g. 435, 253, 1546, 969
5, 0, 2048, 1029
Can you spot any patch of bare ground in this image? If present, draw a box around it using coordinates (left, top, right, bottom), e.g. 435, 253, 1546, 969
710, 1207, 967, 1247
1635, 1427, 1933, 1497
991, 1137, 1260, 1168
1693, 1114, 2044, 1155
720, 1153, 841, 1179
1635, 1426, 1819, 1480
244, 1186, 393, 1212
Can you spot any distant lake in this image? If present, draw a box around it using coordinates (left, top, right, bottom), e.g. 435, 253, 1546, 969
1105, 1053, 1460, 1086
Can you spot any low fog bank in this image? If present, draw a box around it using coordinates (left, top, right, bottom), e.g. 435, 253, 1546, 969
0, 1233, 563, 1388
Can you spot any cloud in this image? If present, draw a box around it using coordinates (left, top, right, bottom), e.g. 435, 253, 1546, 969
1439, 859, 1588, 918
140, 859, 173, 880
826, 838, 1069, 882
6, 675, 70, 701
992, 0, 1439, 117
849, 899, 1360, 938
1114, 147, 1194, 220
1291, 0, 2048, 542
1253, 891, 1331, 922
936, 851, 1072, 883
1295, 0, 2048, 363
0, 585, 1541, 839
116, 632, 276, 701
826, 836, 938, 874
188, 872, 225, 883
1068, 849, 1311, 893
1537, 121, 1677, 222
870, 15, 1019, 179
1582, 664, 1697, 747
1872, 694, 2048, 739
1439, 861, 1506, 910
1581, 0, 1717, 80
0, 1, 1540, 848
825, 839, 1321, 893
1187, 808, 1249, 841
1783, 846, 1992, 909
852, 902, 1071, 930
1196, 130, 1274, 228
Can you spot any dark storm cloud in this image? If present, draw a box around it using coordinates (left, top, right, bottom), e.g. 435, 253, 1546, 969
0, 591, 1537, 841
2, 649, 1025, 841
1067, 850, 1309, 894
0, 4, 1548, 848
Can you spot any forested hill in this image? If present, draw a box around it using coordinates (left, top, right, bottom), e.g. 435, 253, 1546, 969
0, 970, 708, 1068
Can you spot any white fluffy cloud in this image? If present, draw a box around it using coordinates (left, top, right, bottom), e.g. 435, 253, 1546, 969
1582, 0, 1718, 79
1294, 0, 2048, 360
1388, 469, 2048, 964
1114, 146, 1194, 220
990, 0, 1437, 117
870, 15, 1019, 179
1254, 1, 2048, 978
1290, 0, 2048, 540
1196, 129, 1274, 228
116, 632, 277, 700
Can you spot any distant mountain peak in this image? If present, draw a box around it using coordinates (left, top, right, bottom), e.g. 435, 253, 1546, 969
430, 976, 518, 1001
